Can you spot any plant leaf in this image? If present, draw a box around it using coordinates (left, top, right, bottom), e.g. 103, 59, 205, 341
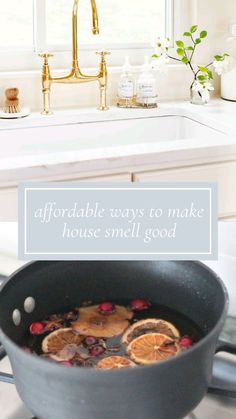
177, 48, 185, 56
214, 53, 230, 61
200, 30, 207, 39
197, 75, 207, 81
198, 66, 208, 72
176, 40, 184, 48
195, 38, 202, 45
190, 25, 198, 33
185, 46, 194, 51
182, 57, 189, 65
208, 70, 213, 80
152, 54, 159, 58
184, 32, 191, 37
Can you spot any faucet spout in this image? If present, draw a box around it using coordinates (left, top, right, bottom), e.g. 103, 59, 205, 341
39, 0, 110, 114
91, 0, 99, 35
72, 0, 99, 69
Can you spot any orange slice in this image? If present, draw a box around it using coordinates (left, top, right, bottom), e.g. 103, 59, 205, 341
127, 333, 180, 365
122, 318, 180, 345
72, 305, 133, 338
96, 356, 136, 369
42, 328, 83, 360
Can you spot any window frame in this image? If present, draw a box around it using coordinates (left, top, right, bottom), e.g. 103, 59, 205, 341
0, 0, 194, 72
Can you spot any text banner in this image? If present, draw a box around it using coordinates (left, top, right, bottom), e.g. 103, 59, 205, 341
18, 182, 218, 260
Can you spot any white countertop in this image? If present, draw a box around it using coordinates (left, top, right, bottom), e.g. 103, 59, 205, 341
1, 99, 236, 134
1, 99, 236, 186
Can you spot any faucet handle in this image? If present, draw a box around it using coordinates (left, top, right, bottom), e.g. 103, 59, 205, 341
38, 53, 54, 58
38, 53, 54, 64
96, 50, 111, 61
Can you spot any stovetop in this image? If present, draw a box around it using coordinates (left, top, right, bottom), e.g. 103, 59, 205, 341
1, 355, 236, 419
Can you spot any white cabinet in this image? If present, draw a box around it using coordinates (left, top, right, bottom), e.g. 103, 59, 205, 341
2, 159, 236, 221
133, 161, 236, 219
0, 188, 18, 222
0, 172, 131, 222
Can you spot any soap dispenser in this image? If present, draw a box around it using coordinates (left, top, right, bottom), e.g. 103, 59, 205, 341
221, 24, 236, 102
117, 56, 135, 108
137, 56, 157, 108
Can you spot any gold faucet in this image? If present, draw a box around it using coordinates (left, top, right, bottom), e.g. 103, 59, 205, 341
39, 0, 110, 115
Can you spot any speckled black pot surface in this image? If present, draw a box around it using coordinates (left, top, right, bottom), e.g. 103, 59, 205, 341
0, 261, 229, 419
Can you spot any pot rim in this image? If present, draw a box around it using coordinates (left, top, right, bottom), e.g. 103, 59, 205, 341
0, 261, 229, 377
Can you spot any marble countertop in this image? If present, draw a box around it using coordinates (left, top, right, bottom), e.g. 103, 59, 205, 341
1, 99, 236, 185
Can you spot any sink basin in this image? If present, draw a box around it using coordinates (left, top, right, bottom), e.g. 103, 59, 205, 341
0, 114, 226, 159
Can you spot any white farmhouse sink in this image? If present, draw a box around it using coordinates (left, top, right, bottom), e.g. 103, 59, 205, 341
0, 114, 226, 159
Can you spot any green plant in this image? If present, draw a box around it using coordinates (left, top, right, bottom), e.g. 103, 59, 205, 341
152, 25, 229, 101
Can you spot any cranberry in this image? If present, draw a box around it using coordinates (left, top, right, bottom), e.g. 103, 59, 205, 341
84, 336, 98, 347
179, 336, 194, 349
29, 322, 45, 335
89, 345, 105, 357
98, 302, 116, 315
129, 299, 151, 311
59, 360, 73, 367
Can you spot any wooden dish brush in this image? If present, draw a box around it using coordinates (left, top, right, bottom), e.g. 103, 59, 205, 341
4, 88, 21, 114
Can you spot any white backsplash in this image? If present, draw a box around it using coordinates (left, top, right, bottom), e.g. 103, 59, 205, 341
0, 65, 192, 112
205, 223, 236, 317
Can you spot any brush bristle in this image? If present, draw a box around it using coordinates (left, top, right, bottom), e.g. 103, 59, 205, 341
4, 105, 21, 114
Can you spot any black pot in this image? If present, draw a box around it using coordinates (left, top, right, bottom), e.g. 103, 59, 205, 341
0, 261, 235, 419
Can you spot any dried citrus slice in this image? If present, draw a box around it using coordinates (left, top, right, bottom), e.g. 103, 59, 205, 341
127, 333, 180, 365
42, 328, 83, 357
79, 304, 133, 321
72, 305, 133, 338
122, 318, 180, 345
96, 356, 136, 369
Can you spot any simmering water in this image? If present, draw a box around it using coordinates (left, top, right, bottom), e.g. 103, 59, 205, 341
23, 300, 203, 369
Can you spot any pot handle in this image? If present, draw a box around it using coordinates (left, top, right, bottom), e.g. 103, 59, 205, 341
0, 345, 14, 384
208, 339, 236, 398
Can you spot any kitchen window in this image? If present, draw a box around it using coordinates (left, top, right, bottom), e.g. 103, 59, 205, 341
44, 0, 170, 49
0, 0, 191, 72
0, 1, 34, 49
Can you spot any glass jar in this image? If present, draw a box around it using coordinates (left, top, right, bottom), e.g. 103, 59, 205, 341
190, 86, 208, 105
